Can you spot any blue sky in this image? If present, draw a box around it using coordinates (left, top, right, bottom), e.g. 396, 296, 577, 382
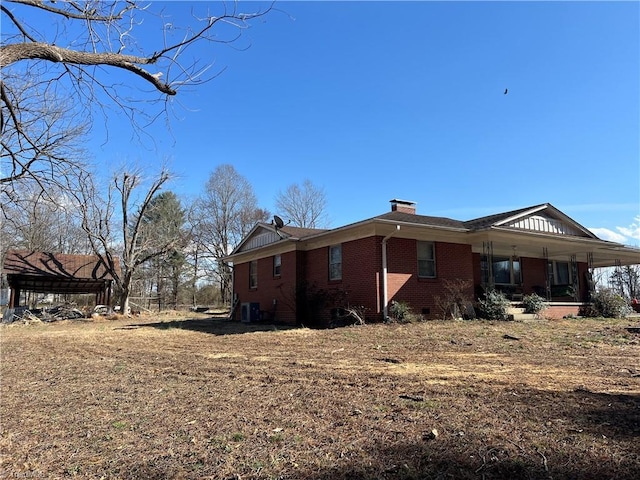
84, 1, 639, 245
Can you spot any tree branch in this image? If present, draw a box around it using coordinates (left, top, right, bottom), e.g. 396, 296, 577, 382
5, 0, 133, 22
0, 5, 37, 42
0, 43, 176, 94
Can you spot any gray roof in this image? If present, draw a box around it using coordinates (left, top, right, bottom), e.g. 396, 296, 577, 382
278, 203, 579, 237
462, 204, 548, 230
373, 211, 467, 230
279, 225, 328, 239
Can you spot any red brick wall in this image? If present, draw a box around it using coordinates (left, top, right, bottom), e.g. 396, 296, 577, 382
521, 257, 547, 295
232, 251, 298, 324
294, 237, 475, 322
302, 237, 382, 325
386, 239, 474, 319
544, 305, 583, 319
232, 238, 591, 325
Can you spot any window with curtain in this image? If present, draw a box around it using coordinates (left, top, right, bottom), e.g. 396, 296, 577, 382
554, 261, 571, 285
492, 256, 521, 284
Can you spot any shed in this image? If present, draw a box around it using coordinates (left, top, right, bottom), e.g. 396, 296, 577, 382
2, 250, 119, 308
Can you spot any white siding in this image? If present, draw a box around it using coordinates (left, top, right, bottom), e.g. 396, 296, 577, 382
506, 215, 582, 236
240, 230, 281, 252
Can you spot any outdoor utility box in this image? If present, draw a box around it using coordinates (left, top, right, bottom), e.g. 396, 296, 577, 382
240, 302, 260, 323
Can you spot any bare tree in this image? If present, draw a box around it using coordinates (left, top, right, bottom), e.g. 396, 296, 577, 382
76, 168, 186, 314
0, 74, 89, 204
275, 179, 329, 228
1, 182, 88, 256
194, 164, 268, 304
1, 0, 272, 199
609, 265, 640, 301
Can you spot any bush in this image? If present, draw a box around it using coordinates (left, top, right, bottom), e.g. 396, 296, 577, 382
389, 300, 422, 323
476, 289, 510, 321
522, 293, 548, 315
434, 279, 474, 320
586, 288, 632, 319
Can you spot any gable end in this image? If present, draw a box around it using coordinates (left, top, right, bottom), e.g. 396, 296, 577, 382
238, 228, 284, 253
503, 214, 586, 236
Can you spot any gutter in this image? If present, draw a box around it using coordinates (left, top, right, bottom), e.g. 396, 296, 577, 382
382, 225, 400, 320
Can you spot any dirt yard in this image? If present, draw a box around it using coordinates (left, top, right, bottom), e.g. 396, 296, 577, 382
1, 314, 638, 479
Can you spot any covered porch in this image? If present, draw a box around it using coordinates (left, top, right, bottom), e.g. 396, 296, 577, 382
468, 225, 639, 318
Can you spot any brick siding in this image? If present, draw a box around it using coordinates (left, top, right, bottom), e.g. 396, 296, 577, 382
232, 251, 297, 324
233, 240, 591, 325
386, 239, 474, 319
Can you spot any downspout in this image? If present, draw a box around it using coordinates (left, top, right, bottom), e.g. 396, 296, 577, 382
382, 225, 400, 320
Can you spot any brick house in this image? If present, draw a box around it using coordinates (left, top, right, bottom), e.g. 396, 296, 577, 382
225, 200, 640, 325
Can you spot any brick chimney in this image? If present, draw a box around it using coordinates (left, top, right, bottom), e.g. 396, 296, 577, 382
390, 199, 416, 214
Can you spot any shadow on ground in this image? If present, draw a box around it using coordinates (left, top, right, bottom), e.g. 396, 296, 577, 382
308, 388, 640, 480
124, 316, 298, 335
107, 382, 639, 479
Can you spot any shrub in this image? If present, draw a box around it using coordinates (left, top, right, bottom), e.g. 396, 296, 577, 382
587, 288, 632, 319
434, 279, 474, 320
296, 281, 367, 328
522, 293, 548, 316
389, 300, 422, 323
476, 289, 510, 321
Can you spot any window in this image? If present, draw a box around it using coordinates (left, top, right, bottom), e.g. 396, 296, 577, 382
492, 256, 521, 285
329, 245, 342, 281
552, 261, 571, 285
417, 241, 436, 278
273, 254, 281, 277
249, 260, 258, 289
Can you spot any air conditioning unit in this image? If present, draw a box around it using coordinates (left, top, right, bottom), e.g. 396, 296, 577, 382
240, 302, 260, 323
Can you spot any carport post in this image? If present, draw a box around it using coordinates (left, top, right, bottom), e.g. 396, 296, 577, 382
9, 287, 20, 308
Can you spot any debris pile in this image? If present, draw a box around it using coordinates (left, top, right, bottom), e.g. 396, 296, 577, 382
2, 303, 87, 323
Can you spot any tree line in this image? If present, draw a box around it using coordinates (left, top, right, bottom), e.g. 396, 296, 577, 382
1, 163, 328, 312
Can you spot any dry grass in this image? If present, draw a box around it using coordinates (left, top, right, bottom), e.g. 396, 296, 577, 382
1, 314, 639, 479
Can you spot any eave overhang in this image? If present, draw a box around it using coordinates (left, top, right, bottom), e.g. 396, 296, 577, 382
468, 226, 640, 267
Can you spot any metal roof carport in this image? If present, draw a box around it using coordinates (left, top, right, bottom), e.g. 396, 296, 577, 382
2, 250, 118, 308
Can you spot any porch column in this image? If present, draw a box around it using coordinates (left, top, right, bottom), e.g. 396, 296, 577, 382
570, 255, 579, 301
543, 247, 551, 300
586, 252, 595, 301
482, 241, 494, 290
